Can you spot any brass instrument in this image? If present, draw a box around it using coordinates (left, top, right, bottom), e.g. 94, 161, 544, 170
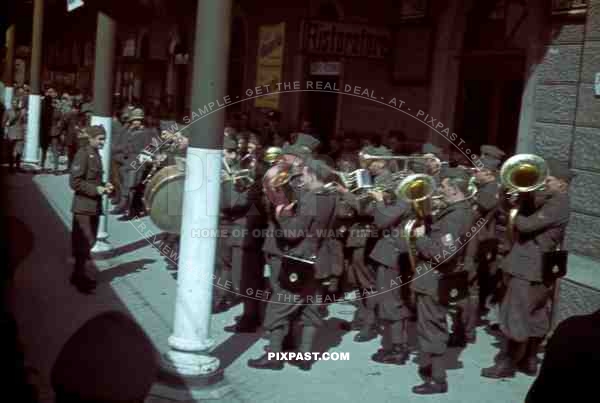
499, 153, 548, 245
264, 146, 284, 165
359, 151, 447, 175
262, 161, 304, 206
222, 156, 255, 189
395, 174, 437, 272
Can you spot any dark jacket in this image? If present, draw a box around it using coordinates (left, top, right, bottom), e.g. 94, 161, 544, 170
263, 187, 340, 279
112, 126, 152, 169
220, 176, 266, 249
503, 192, 570, 282
368, 199, 412, 268
70, 145, 104, 215
411, 199, 474, 297
464, 179, 501, 268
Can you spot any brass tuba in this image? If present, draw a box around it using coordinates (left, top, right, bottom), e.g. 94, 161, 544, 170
395, 174, 437, 272
499, 153, 548, 245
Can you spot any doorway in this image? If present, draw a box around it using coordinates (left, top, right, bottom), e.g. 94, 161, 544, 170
304, 74, 339, 142
454, 53, 525, 157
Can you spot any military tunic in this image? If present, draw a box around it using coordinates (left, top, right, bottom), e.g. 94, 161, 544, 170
411, 200, 474, 356
112, 126, 152, 205
499, 192, 569, 342
262, 188, 339, 336
218, 172, 267, 322
70, 145, 104, 274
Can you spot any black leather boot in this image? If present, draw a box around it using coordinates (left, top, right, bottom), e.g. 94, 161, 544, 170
412, 380, 448, 395
354, 325, 378, 342
413, 354, 448, 394
289, 326, 316, 371
481, 340, 525, 379
518, 337, 542, 376
371, 343, 409, 365
248, 327, 286, 370
247, 353, 284, 370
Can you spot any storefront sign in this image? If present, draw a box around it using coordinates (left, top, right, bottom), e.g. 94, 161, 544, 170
310, 62, 341, 76
301, 20, 390, 59
255, 22, 286, 110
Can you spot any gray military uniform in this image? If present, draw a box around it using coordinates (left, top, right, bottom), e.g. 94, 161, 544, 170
499, 192, 569, 342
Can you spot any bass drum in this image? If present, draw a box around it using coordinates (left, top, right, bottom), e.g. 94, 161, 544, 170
143, 164, 185, 234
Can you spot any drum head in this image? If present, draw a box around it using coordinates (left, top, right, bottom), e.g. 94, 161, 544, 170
144, 165, 185, 234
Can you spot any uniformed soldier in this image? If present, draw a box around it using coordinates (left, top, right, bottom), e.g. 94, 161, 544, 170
410, 168, 474, 394
220, 135, 268, 333
366, 184, 413, 363
69, 125, 114, 293
342, 146, 395, 342
248, 158, 339, 370
422, 142, 444, 181
482, 159, 573, 379
51, 311, 157, 403
480, 144, 506, 161
213, 137, 243, 313
110, 108, 153, 219
451, 154, 503, 346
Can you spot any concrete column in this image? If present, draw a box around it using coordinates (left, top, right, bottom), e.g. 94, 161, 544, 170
3, 24, 15, 107
90, 11, 117, 254
150, 1, 234, 401
22, 0, 44, 170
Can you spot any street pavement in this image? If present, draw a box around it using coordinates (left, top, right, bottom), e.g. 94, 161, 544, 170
5, 171, 537, 403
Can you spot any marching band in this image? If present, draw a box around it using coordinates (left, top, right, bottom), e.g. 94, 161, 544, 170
106, 112, 573, 395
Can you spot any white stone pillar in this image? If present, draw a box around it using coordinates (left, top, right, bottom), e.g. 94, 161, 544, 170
150, 1, 234, 400
22, 94, 41, 169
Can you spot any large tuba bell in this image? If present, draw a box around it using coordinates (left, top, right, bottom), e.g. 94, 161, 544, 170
262, 161, 303, 207
395, 174, 437, 272
499, 153, 548, 245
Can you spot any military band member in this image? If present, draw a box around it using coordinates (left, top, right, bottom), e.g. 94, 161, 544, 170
453, 154, 503, 346
248, 158, 339, 370
410, 168, 474, 394
213, 137, 244, 313
480, 144, 506, 162
69, 126, 114, 293
111, 108, 152, 219
482, 159, 573, 379
342, 146, 395, 342
220, 134, 267, 333
366, 187, 413, 363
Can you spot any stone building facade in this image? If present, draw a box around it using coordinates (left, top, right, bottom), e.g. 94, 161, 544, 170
32, 0, 600, 261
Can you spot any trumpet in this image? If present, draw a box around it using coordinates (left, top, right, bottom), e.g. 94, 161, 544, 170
499, 153, 548, 244
358, 151, 447, 173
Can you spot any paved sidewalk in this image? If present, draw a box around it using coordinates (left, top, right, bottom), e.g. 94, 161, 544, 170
6, 172, 537, 403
